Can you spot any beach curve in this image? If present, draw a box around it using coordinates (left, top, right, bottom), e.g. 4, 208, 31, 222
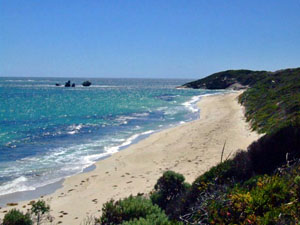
0, 91, 260, 224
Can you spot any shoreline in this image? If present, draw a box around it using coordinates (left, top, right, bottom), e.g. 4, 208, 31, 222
0, 91, 260, 224
0, 91, 221, 206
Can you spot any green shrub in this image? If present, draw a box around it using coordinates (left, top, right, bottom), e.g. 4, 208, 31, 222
100, 195, 170, 225
150, 171, 191, 220
122, 213, 178, 225
207, 171, 300, 224
247, 125, 300, 174
3, 209, 32, 225
30, 200, 50, 225
190, 159, 235, 197
150, 171, 190, 210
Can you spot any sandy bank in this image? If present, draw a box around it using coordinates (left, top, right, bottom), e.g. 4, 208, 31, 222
1, 92, 260, 224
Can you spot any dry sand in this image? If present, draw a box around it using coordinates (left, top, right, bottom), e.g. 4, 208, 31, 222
0, 91, 260, 224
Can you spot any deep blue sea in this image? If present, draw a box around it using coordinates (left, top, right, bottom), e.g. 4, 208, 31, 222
0, 77, 221, 196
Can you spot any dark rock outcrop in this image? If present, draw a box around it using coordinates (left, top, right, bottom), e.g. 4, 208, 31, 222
82, 81, 92, 87
65, 80, 71, 87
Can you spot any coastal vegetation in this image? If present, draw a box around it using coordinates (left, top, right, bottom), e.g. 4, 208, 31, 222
239, 68, 300, 134
182, 67, 300, 134
180, 69, 268, 89
2, 200, 51, 225
3, 67, 300, 224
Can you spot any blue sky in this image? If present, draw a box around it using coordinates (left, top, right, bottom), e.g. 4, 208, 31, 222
1, 0, 300, 78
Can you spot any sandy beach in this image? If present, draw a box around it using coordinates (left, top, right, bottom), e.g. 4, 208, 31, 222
0, 91, 260, 224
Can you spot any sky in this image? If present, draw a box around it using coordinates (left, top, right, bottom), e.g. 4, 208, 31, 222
1, 0, 300, 79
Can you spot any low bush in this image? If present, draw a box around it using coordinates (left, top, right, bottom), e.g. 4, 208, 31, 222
248, 125, 300, 174
99, 195, 170, 225
207, 163, 300, 224
3, 209, 32, 225
122, 213, 180, 225
150, 171, 190, 210
190, 159, 237, 198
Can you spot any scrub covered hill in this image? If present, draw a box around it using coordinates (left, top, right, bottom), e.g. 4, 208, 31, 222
183, 67, 300, 134
180, 69, 268, 89
239, 67, 300, 134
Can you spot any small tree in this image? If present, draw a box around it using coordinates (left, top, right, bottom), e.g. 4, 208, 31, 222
30, 200, 50, 225
3, 209, 32, 225
151, 171, 190, 210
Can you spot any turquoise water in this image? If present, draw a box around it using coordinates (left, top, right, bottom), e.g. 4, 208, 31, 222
0, 78, 220, 196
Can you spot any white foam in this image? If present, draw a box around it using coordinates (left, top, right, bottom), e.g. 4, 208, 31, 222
67, 124, 83, 134
87, 85, 119, 88
132, 112, 150, 117
0, 176, 34, 196
182, 95, 202, 113
103, 130, 155, 156
4, 79, 34, 82
182, 92, 227, 113
115, 116, 138, 125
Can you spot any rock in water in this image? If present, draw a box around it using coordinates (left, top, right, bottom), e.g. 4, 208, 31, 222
55, 83, 61, 86
82, 81, 92, 87
72, 83, 76, 87
65, 80, 71, 87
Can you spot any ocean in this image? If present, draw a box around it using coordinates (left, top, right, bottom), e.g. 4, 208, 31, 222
0, 77, 221, 197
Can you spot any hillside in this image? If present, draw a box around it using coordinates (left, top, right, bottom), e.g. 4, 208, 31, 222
240, 67, 300, 134
183, 67, 300, 134
180, 69, 268, 89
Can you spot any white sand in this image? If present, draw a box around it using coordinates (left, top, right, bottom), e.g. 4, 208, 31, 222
1, 92, 260, 224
